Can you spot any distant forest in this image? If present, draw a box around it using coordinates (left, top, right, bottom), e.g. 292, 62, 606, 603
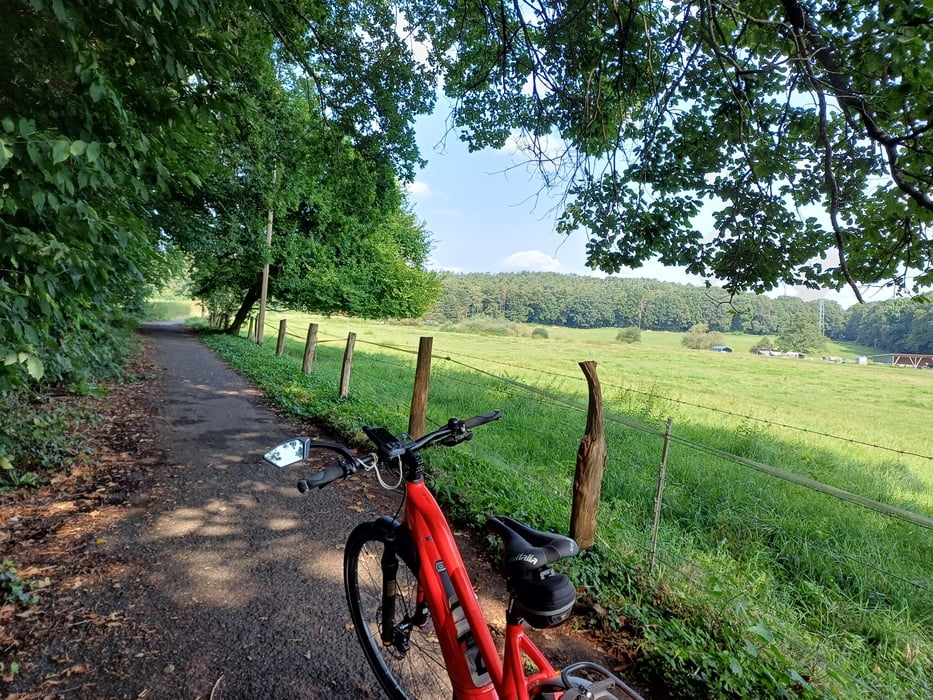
426, 273, 933, 354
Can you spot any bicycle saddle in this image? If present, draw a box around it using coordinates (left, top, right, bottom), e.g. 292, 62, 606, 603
487, 515, 579, 573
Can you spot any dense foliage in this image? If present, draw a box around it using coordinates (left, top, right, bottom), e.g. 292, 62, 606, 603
408, 0, 933, 300
0, 0, 437, 393
428, 272, 933, 353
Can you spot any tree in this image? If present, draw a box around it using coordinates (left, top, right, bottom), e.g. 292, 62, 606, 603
2, 0, 438, 391
1, 0, 238, 391
776, 310, 825, 354
409, 0, 933, 300
152, 3, 438, 333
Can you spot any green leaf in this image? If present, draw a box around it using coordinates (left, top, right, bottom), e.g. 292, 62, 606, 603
17, 118, 35, 137
1, 118, 13, 134
70, 140, 87, 156
0, 140, 12, 170
25, 356, 44, 381
89, 81, 106, 103
85, 141, 101, 163
748, 621, 773, 642
52, 0, 68, 22
52, 139, 71, 164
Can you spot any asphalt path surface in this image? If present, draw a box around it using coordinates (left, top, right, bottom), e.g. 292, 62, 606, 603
111, 322, 391, 698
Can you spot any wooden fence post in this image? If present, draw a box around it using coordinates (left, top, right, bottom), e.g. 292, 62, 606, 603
408, 337, 433, 438
276, 319, 287, 356
302, 323, 318, 375
649, 418, 674, 572
246, 316, 254, 340
339, 332, 356, 398
570, 361, 606, 549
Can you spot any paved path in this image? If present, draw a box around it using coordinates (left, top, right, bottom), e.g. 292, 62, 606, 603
117, 323, 384, 698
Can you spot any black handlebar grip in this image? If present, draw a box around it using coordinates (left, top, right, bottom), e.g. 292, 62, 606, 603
298, 465, 346, 491
463, 410, 502, 429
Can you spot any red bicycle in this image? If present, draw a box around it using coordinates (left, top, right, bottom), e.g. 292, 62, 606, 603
264, 412, 643, 699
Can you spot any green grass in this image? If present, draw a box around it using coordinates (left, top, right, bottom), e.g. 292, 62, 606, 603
203, 312, 933, 698
141, 296, 202, 322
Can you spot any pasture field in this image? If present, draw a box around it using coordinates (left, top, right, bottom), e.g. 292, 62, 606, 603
265, 313, 932, 494
205, 311, 933, 698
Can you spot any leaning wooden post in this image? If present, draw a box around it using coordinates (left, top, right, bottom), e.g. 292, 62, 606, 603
570, 361, 607, 549
275, 319, 287, 356
302, 323, 319, 375
649, 418, 674, 573
408, 337, 434, 438
339, 332, 356, 398
246, 316, 255, 340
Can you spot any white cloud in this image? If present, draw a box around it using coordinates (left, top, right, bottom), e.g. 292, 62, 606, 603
406, 180, 431, 199
498, 250, 564, 272
427, 257, 461, 274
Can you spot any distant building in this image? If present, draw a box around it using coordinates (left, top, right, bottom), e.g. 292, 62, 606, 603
872, 354, 933, 368
711, 346, 733, 353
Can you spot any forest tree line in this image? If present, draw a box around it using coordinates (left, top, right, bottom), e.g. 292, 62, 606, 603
426, 273, 933, 354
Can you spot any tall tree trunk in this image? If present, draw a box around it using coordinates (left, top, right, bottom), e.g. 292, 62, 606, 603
228, 280, 262, 336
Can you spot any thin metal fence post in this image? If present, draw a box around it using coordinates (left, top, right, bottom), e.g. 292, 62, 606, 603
649, 417, 673, 573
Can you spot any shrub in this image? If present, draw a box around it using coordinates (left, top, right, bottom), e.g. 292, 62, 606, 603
0, 393, 89, 491
531, 327, 549, 339
682, 323, 724, 350
616, 326, 641, 343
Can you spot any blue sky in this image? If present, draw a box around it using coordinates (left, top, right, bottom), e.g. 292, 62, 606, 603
405, 109, 870, 308
406, 109, 705, 286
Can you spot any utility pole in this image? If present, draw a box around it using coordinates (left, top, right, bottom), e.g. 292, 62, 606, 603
256, 163, 277, 344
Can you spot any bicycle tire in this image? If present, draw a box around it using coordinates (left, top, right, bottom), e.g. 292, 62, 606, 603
344, 521, 453, 700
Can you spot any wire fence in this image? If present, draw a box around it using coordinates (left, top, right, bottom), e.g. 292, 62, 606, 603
241, 315, 933, 696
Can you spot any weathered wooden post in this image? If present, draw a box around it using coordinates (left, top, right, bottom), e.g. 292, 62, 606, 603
302, 323, 318, 375
339, 332, 356, 398
246, 316, 254, 340
275, 319, 287, 356
570, 360, 606, 549
408, 337, 434, 438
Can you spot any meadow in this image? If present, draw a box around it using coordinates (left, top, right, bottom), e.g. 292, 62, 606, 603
203, 311, 933, 698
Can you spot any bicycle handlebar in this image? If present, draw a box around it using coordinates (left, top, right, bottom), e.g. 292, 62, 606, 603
298, 464, 352, 492
463, 410, 501, 429
402, 410, 502, 453
270, 411, 501, 492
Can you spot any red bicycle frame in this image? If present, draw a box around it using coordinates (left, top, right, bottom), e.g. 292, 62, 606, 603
404, 477, 558, 699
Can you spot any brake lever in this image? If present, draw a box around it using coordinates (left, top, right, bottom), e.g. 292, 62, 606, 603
440, 431, 473, 447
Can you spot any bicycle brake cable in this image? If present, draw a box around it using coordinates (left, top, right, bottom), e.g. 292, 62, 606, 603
372, 455, 404, 490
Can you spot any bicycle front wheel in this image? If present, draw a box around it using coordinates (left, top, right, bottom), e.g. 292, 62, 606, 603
344, 521, 453, 700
